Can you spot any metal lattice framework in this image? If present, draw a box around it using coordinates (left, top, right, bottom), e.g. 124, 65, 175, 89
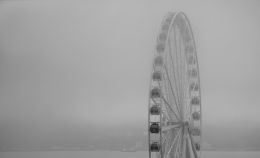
148, 12, 201, 158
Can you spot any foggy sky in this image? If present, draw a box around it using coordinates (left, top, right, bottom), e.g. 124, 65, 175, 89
0, 0, 260, 147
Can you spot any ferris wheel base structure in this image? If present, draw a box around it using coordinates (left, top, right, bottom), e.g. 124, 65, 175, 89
148, 12, 202, 158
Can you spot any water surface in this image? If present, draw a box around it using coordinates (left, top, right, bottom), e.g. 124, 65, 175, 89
1, 151, 260, 158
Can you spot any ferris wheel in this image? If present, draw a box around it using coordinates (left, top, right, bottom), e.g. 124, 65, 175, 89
148, 12, 201, 158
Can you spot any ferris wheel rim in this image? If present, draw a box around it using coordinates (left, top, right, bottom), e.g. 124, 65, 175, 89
148, 11, 202, 158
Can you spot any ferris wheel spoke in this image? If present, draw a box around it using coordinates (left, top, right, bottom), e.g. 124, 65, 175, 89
183, 68, 190, 120
162, 129, 175, 157
172, 130, 182, 158
163, 131, 174, 158
163, 66, 181, 114
162, 130, 171, 145
163, 66, 179, 106
161, 108, 172, 123
161, 122, 182, 132
162, 74, 174, 107
183, 47, 190, 121
188, 128, 199, 158
180, 129, 187, 158
162, 72, 180, 120
166, 32, 181, 90
185, 137, 192, 158
161, 107, 171, 122
168, 30, 184, 121
172, 28, 183, 93
179, 30, 187, 110
173, 26, 186, 118
174, 128, 183, 158
177, 26, 189, 122
161, 97, 175, 121
161, 134, 168, 158
164, 128, 181, 158
179, 31, 190, 121
162, 83, 174, 120
158, 81, 174, 121
162, 98, 180, 121
166, 39, 182, 111
163, 136, 171, 158
178, 35, 186, 121
162, 96, 180, 121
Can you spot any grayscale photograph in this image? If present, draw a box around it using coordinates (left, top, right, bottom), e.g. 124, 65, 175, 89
0, 0, 259, 158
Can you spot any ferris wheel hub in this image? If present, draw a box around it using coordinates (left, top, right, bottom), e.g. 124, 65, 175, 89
183, 121, 189, 127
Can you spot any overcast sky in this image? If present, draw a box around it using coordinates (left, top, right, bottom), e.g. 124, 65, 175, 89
0, 0, 260, 141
